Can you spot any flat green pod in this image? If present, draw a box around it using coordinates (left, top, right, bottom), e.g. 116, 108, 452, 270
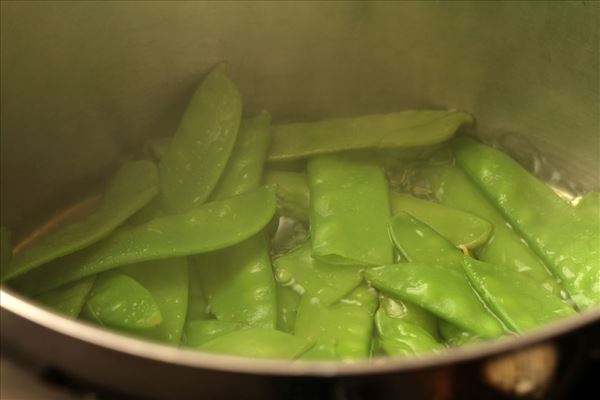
35, 276, 96, 318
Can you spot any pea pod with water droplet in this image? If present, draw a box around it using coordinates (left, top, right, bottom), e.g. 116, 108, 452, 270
453, 139, 599, 309
1, 161, 159, 281
10, 186, 277, 295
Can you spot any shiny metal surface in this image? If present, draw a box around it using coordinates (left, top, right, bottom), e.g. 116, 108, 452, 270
1, 1, 599, 399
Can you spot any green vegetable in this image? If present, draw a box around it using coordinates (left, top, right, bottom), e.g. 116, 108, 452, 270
145, 137, 171, 161
183, 320, 245, 347
365, 264, 505, 338
194, 233, 277, 328
276, 284, 301, 333
209, 112, 271, 201
375, 308, 443, 357
10, 186, 277, 294
35, 276, 96, 318
454, 139, 600, 309
380, 295, 438, 339
159, 64, 242, 213
273, 241, 363, 306
2, 161, 159, 281
83, 273, 162, 330
438, 320, 479, 347
390, 193, 492, 250
576, 192, 599, 219
187, 263, 211, 321
295, 283, 377, 360
200, 328, 314, 359
463, 258, 576, 333
427, 164, 563, 297
122, 258, 189, 344
307, 153, 393, 266
268, 110, 473, 161
263, 170, 310, 223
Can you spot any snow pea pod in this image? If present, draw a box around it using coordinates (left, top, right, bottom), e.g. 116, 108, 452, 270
365, 264, 505, 338
576, 192, 599, 219
122, 258, 189, 344
273, 241, 363, 306
145, 137, 171, 161
183, 320, 245, 347
83, 273, 162, 330
263, 170, 310, 223
454, 139, 600, 309
380, 295, 438, 339
187, 263, 211, 321
209, 112, 271, 201
307, 153, 393, 266
11, 186, 277, 294
34, 276, 96, 318
375, 308, 443, 357
276, 284, 301, 333
427, 165, 563, 297
268, 110, 473, 161
389, 212, 464, 267
195, 233, 276, 328
200, 328, 314, 359
463, 258, 576, 333
295, 283, 377, 360
159, 64, 242, 213
390, 193, 492, 250
438, 320, 479, 347
2, 161, 159, 281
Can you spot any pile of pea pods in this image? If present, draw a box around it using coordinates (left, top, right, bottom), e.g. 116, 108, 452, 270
1, 65, 598, 361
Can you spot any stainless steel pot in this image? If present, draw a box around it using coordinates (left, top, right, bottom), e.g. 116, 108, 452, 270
1, 2, 599, 399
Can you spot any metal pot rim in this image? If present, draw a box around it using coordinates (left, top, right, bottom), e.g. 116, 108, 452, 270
3, 286, 599, 377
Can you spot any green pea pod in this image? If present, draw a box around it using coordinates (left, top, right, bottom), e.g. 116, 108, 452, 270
2, 161, 159, 281
121, 258, 189, 344
183, 320, 245, 347
438, 320, 480, 347
380, 295, 438, 339
200, 328, 314, 359
276, 284, 301, 333
375, 309, 443, 357
145, 137, 171, 161
577, 192, 599, 219
187, 263, 211, 321
365, 264, 505, 338
307, 153, 393, 266
453, 139, 600, 309
273, 241, 363, 306
34, 276, 96, 318
427, 165, 564, 297
268, 110, 473, 161
1, 226, 11, 273
194, 233, 277, 328
389, 212, 465, 267
295, 283, 377, 360
159, 64, 242, 213
83, 273, 162, 330
390, 193, 492, 250
263, 170, 310, 223
11, 186, 277, 294
209, 112, 271, 201
463, 258, 576, 333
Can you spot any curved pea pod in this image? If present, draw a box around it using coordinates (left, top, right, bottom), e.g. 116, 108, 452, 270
276, 284, 301, 333
453, 139, 600, 309
194, 233, 276, 328
11, 186, 277, 294
1, 226, 11, 273
263, 170, 310, 223
183, 320, 245, 347
389, 212, 465, 267
122, 258, 189, 344
34, 276, 96, 318
307, 153, 393, 266
390, 193, 492, 250
438, 320, 480, 347
295, 283, 377, 360
375, 309, 443, 357
209, 112, 271, 201
200, 328, 314, 359
365, 264, 505, 339
427, 165, 563, 298
273, 242, 363, 306
159, 64, 242, 213
187, 263, 211, 321
380, 295, 438, 339
576, 192, 599, 219
268, 110, 473, 161
83, 273, 162, 331
463, 258, 576, 333
2, 161, 159, 281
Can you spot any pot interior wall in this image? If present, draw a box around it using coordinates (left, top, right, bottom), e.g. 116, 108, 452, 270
1, 1, 598, 236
